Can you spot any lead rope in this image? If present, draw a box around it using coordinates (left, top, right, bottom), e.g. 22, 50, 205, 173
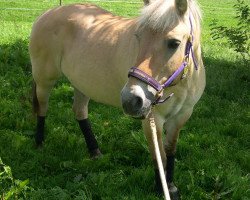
149, 112, 171, 200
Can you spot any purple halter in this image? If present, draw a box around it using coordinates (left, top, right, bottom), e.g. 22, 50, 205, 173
128, 17, 198, 105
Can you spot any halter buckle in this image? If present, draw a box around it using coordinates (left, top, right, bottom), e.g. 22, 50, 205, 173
153, 92, 174, 105
182, 65, 189, 79
184, 54, 190, 63
188, 34, 193, 43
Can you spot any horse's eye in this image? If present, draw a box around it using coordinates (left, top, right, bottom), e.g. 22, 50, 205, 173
166, 39, 181, 49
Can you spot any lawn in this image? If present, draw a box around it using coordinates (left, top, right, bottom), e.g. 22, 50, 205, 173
0, 0, 249, 199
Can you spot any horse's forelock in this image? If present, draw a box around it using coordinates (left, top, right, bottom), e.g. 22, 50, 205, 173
137, 0, 202, 33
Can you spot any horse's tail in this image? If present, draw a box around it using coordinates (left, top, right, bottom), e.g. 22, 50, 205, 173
32, 80, 39, 115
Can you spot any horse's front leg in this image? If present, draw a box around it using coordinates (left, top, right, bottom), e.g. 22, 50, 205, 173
72, 88, 102, 159
163, 108, 193, 200
142, 114, 166, 194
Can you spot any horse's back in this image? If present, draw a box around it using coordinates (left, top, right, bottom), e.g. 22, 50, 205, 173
30, 3, 113, 47
30, 4, 113, 79
31, 4, 114, 83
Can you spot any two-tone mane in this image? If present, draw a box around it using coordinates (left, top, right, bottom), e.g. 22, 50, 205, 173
138, 0, 202, 34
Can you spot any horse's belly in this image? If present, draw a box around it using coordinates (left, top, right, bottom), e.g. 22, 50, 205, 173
61, 53, 128, 108
70, 73, 125, 108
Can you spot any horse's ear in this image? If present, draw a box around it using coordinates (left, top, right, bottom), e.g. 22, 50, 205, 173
175, 0, 188, 15
143, 0, 150, 5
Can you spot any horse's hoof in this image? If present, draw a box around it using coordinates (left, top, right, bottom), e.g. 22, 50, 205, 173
168, 182, 180, 200
35, 138, 43, 148
90, 148, 102, 159
35, 133, 44, 147
34, 142, 43, 150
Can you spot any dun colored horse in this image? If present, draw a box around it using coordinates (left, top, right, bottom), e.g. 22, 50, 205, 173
30, 0, 205, 199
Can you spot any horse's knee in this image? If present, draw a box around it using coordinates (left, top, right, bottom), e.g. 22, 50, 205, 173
72, 89, 89, 120
72, 104, 88, 120
165, 138, 178, 156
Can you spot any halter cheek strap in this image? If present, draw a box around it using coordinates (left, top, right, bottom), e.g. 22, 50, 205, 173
128, 17, 198, 105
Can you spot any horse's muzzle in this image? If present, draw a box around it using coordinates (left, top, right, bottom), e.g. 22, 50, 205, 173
120, 84, 153, 119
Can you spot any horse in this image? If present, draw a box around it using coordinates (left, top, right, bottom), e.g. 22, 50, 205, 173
29, 0, 205, 199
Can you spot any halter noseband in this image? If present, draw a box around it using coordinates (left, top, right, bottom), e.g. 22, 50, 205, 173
128, 17, 198, 105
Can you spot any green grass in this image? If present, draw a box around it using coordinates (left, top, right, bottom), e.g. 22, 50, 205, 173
0, 0, 249, 199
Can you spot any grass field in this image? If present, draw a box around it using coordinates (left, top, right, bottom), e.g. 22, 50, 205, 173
0, 0, 249, 199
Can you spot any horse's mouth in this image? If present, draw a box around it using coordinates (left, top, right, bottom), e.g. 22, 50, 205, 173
123, 106, 151, 120
132, 115, 146, 120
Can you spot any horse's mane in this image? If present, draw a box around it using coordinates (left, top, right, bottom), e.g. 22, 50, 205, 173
137, 0, 202, 32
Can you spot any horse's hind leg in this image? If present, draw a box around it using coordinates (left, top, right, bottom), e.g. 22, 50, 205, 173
72, 88, 102, 159
33, 80, 56, 146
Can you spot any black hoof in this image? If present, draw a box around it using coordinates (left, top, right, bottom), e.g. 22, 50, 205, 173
35, 136, 43, 147
168, 182, 180, 200
90, 148, 102, 159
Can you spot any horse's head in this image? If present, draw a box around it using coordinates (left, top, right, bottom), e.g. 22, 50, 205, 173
121, 0, 201, 119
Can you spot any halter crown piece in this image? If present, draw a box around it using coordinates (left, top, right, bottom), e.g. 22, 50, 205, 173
128, 16, 198, 105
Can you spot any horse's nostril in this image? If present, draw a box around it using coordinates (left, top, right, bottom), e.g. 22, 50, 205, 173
122, 95, 144, 116
131, 96, 143, 110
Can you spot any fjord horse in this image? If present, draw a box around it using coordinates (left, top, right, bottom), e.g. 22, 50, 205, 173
30, 0, 205, 198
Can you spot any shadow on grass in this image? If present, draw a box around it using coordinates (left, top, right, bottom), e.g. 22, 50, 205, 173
0, 39, 31, 74
203, 56, 249, 105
